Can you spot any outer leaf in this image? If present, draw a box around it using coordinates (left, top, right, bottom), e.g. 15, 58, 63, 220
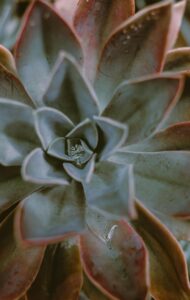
167, 1, 186, 50
83, 161, 136, 219
95, 1, 173, 107
15, 0, 83, 105
80, 218, 148, 300
22, 148, 70, 186
74, 0, 135, 80
152, 210, 190, 241
110, 150, 190, 217
81, 274, 110, 300
0, 64, 33, 106
0, 214, 45, 300
34, 107, 74, 150
43, 53, 100, 124
0, 99, 39, 166
0, 165, 39, 213
55, 0, 78, 24
133, 201, 190, 300
165, 48, 190, 73
103, 75, 183, 143
163, 77, 190, 126
125, 122, 190, 152
16, 182, 86, 245
94, 116, 128, 160
27, 238, 83, 300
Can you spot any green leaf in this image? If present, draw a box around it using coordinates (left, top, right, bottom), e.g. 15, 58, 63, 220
95, 1, 174, 108
152, 210, 190, 241
80, 217, 148, 300
0, 214, 45, 300
0, 165, 39, 213
163, 77, 190, 126
16, 182, 86, 245
133, 201, 190, 300
0, 64, 33, 106
15, 0, 83, 105
83, 161, 136, 219
74, 0, 135, 81
22, 148, 70, 186
94, 116, 128, 160
27, 238, 83, 300
0, 99, 39, 166
110, 150, 190, 217
43, 53, 100, 124
103, 75, 183, 144
34, 107, 74, 150
124, 122, 190, 152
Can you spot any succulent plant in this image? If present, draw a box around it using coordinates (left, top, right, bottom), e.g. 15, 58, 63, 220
1, 0, 190, 299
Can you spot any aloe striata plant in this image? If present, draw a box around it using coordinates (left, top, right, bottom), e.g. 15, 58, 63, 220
1, 0, 190, 299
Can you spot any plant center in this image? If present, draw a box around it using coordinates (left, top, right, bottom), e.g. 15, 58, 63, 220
66, 138, 93, 167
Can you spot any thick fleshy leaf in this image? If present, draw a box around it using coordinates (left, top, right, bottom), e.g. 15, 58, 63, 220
152, 210, 190, 241
103, 75, 183, 143
15, 0, 83, 105
67, 119, 98, 150
0, 165, 39, 214
55, 0, 78, 24
34, 107, 74, 150
167, 1, 186, 50
83, 161, 136, 219
16, 182, 86, 244
133, 201, 190, 300
125, 122, 190, 152
0, 99, 39, 166
43, 53, 100, 124
0, 64, 33, 106
163, 77, 190, 126
0, 45, 17, 74
111, 150, 190, 217
63, 155, 96, 183
22, 148, 70, 186
165, 48, 190, 73
74, 0, 135, 80
80, 217, 148, 300
81, 274, 110, 300
27, 238, 83, 300
94, 116, 128, 160
0, 215, 45, 300
95, 1, 173, 107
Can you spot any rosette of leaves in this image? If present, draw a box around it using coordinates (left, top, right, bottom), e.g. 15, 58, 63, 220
1, 1, 190, 300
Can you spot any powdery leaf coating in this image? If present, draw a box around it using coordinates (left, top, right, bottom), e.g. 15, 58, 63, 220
74, 0, 135, 80
110, 150, 190, 218
0, 215, 45, 300
15, 0, 83, 105
103, 75, 184, 141
16, 182, 86, 245
95, 1, 173, 106
80, 219, 148, 300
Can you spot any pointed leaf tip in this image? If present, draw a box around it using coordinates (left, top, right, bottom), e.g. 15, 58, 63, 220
15, 0, 83, 105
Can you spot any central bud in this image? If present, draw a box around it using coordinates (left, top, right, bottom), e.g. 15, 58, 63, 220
66, 138, 93, 167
